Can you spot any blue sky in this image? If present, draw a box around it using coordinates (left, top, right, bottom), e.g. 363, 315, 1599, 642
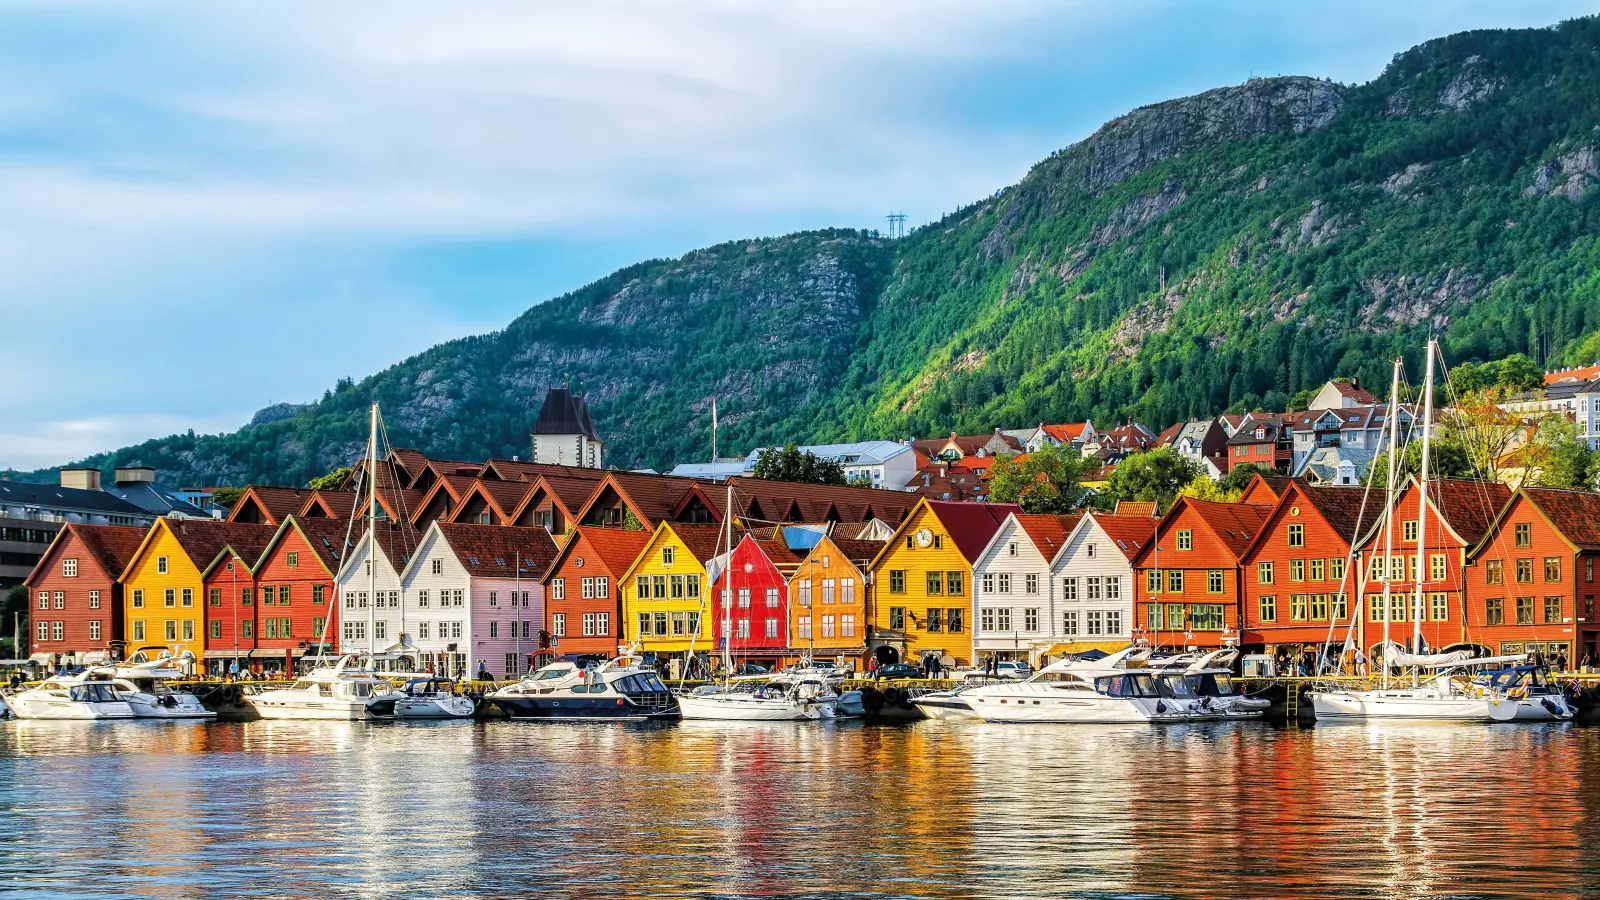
4, 0, 1596, 470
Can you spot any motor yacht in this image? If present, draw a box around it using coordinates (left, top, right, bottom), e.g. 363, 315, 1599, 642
368, 676, 476, 719
247, 655, 392, 720
487, 657, 678, 720
1151, 649, 1268, 719
911, 683, 985, 720
678, 673, 837, 722
85, 649, 215, 719
3, 674, 135, 720
962, 647, 1212, 724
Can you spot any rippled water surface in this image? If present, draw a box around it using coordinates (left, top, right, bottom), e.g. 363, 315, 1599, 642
2, 719, 1597, 899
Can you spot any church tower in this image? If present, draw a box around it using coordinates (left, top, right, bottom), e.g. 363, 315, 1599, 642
530, 385, 604, 468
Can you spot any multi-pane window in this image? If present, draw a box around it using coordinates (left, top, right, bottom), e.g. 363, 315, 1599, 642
767, 587, 780, 608
1063, 611, 1079, 635
1309, 559, 1326, 582
583, 613, 597, 636
661, 546, 675, 565
1306, 593, 1327, 620
1105, 611, 1121, 634
210, 620, 221, 640
767, 618, 781, 639
1024, 608, 1039, 632
945, 572, 963, 596
947, 608, 964, 634
89, 620, 101, 641
1515, 596, 1535, 625
1290, 594, 1308, 621
1515, 523, 1532, 548
165, 620, 177, 641
132, 621, 145, 641
88, 590, 100, 609
1403, 520, 1419, 543
1025, 574, 1039, 595
890, 571, 906, 594
262, 586, 277, 606
1208, 570, 1224, 594
889, 607, 905, 630
1062, 577, 1078, 600
1176, 530, 1193, 551
52, 592, 64, 609
980, 608, 995, 632
927, 572, 944, 595
995, 608, 1011, 631
242, 620, 253, 638
1330, 557, 1346, 581
1086, 610, 1103, 636
841, 614, 856, 637
418, 622, 429, 639
737, 588, 751, 609
1106, 578, 1120, 600
736, 618, 750, 639
1145, 605, 1163, 630
1290, 560, 1305, 583
209, 588, 221, 607
1167, 570, 1183, 593
597, 613, 610, 635
981, 572, 996, 593
1288, 524, 1305, 548
287, 551, 299, 568
1426, 592, 1447, 621
157, 556, 169, 575
841, 579, 856, 604
36, 592, 46, 610
553, 613, 566, 636
164, 588, 176, 608
1516, 559, 1534, 584
798, 616, 813, 639
1191, 605, 1225, 630
432, 559, 444, 575
1545, 596, 1563, 624
1545, 558, 1562, 583
374, 621, 386, 640
552, 579, 566, 601
1431, 554, 1447, 583
1258, 562, 1274, 585
1332, 593, 1349, 620
1486, 560, 1503, 584
1086, 577, 1102, 601
1258, 595, 1277, 622
63, 559, 77, 578
1147, 570, 1161, 593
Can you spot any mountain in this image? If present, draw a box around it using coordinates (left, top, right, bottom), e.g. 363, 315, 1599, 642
20, 16, 1600, 487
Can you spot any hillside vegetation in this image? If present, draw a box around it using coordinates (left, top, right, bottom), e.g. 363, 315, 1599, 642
22, 17, 1600, 487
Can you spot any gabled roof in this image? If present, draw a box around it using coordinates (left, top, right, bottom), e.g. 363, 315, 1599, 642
531, 386, 601, 440
1519, 488, 1600, 552
1135, 497, 1268, 566
1013, 513, 1081, 561
1358, 476, 1511, 550
548, 526, 655, 580
24, 522, 148, 588
1156, 423, 1184, 446
668, 523, 731, 566
358, 521, 424, 575
252, 516, 355, 576
299, 489, 356, 520
427, 522, 560, 580
1040, 422, 1091, 443
925, 500, 1022, 563
1113, 500, 1159, 518
121, 518, 278, 581
1227, 415, 1288, 445
445, 479, 535, 524
725, 476, 919, 526
226, 485, 312, 525
1087, 513, 1157, 561
1327, 379, 1380, 404
1239, 473, 1293, 506
824, 537, 887, 567
509, 472, 607, 525
1546, 363, 1600, 386
411, 473, 480, 523
387, 448, 431, 487
1239, 482, 1373, 561
576, 471, 704, 530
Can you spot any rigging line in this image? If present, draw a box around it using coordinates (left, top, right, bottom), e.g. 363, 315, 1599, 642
1314, 402, 1390, 679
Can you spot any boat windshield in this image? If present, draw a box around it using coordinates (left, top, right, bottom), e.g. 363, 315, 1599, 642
69, 684, 121, 703
290, 679, 316, 691
531, 667, 574, 681
616, 674, 670, 695
1158, 675, 1197, 698
1095, 674, 1161, 698
1188, 673, 1235, 697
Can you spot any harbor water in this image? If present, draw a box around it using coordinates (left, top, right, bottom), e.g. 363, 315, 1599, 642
2, 719, 1597, 899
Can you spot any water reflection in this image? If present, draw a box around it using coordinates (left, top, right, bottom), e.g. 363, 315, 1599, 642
2, 719, 1597, 898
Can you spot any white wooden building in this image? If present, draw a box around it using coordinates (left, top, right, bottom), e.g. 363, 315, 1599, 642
1050, 512, 1156, 655
972, 513, 1079, 662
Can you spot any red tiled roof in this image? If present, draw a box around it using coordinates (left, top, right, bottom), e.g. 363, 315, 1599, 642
388, 448, 431, 487
1239, 474, 1293, 506
565, 526, 655, 578
1295, 484, 1374, 543
1113, 500, 1159, 518
926, 500, 1022, 563
433, 522, 560, 579
300, 489, 357, 520
1156, 423, 1183, 446
1328, 379, 1380, 404
1546, 364, 1600, 385
1014, 513, 1080, 559
1090, 513, 1157, 561
1042, 422, 1090, 443
227, 485, 312, 524
668, 523, 739, 565
30, 523, 149, 586
275, 516, 355, 572
1416, 477, 1512, 548
1179, 498, 1270, 559
582, 471, 706, 529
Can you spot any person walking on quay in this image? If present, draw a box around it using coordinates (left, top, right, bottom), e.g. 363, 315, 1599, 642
1354, 649, 1368, 677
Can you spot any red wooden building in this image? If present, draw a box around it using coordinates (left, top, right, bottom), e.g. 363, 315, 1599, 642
235, 516, 348, 676
24, 523, 146, 665
1355, 476, 1510, 655
711, 534, 802, 669
1131, 497, 1268, 650
197, 524, 282, 677
1465, 487, 1600, 667
1224, 416, 1292, 474
1238, 481, 1371, 653
542, 525, 653, 656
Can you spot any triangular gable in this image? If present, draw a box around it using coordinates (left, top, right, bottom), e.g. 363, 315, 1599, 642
670, 483, 724, 524
868, 497, 933, 572
225, 487, 275, 525
118, 517, 174, 582
574, 473, 660, 530
616, 521, 677, 585
509, 481, 555, 527
299, 490, 355, 520
411, 478, 462, 525
246, 516, 345, 579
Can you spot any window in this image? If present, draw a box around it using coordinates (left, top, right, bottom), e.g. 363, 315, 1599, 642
287, 551, 300, 569
890, 570, 906, 594
1391, 556, 1405, 582
1063, 611, 1078, 635
1191, 604, 1224, 630
1106, 610, 1121, 634
63, 558, 77, 578
1062, 577, 1078, 601
164, 620, 177, 641
1515, 523, 1532, 548
670, 575, 686, 600
1147, 569, 1161, 594
1515, 596, 1535, 625
1516, 559, 1534, 584
1290, 594, 1308, 621
342, 621, 365, 641
1087, 577, 1102, 601
209, 588, 221, 607
1310, 593, 1328, 620
375, 621, 387, 640
164, 588, 175, 608
553, 613, 566, 636
1258, 562, 1274, 585
596, 577, 610, 599
1589, 558, 1595, 583
1086, 544, 1096, 559
1176, 529, 1193, 551
1025, 574, 1039, 595
242, 588, 253, 606
36, 591, 46, 610
926, 608, 944, 633
1167, 570, 1183, 593
1431, 554, 1447, 583
842, 614, 856, 637
582, 613, 596, 636
889, 607, 905, 630
1332, 593, 1349, 620
634, 612, 649, 638
1545, 596, 1563, 624
1208, 570, 1224, 594
52, 592, 63, 609
980, 608, 995, 632
418, 622, 429, 640
89, 620, 101, 641
1545, 557, 1562, 583
661, 546, 675, 565
157, 556, 169, 574
432, 559, 443, 575
279, 585, 291, 605
1309, 559, 1326, 582
1330, 557, 1345, 581
1087, 610, 1103, 636
996, 608, 1012, 631
1024, 608, 1039, 632
580, 577, 593, 600
242, 620, 253, 638
817, 580, 833, 605
262, 585, 276, 606
132, 620, 145, 642
597, 612, 610, 635
1290, 560, 1305, 583
735, 618, 750, 639
687, 576, 700, 600
947, 571, 964, 596
264, 618, 278, 639
418, 589, 431, 608
1422, 592, 1446, 622
88, 590, 99, 609
1403, 520, 1418, 542
489, 591, 499, 607
926, 571, 944, 595
798, 615, 813, 639
841, 578, 856, 604
1007, 541, 1018, 557
1288, 524, 1305, 548
1106, 577, 1121, 601
1258, 595, 1277, 623
1486, 560, 1503, 585
451, 621, 462, 639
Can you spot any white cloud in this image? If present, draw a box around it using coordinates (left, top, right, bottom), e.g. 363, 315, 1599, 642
0, 413, 249, 472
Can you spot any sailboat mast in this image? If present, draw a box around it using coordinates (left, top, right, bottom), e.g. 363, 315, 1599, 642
1411, 340, 1437, 666
1380, 359, 1402, 689
722, 481, 734, 680
367, 402, 378, 661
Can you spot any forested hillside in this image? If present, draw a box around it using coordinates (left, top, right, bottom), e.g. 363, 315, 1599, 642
22, 17, 1600, 487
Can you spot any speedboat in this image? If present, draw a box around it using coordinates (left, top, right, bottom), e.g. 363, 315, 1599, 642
1478, 663, 1574, 722
4, 674, 135, 720
678, 673, 836, 722
1309, 652, 1573, 722
962, 647, 1211, 724
911, 683, 984, 721
1152, 649, 1268, 719
368, 676, 476, 719
88, 649, 215, 720
487, 657, 678, 720
247, 655, 392, 720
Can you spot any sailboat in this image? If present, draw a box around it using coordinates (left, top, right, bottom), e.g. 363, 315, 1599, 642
247, 402, 394, 720
1308, 343, 1574, 723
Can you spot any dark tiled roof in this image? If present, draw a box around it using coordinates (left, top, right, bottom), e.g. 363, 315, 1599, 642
725, 476, 919, 525
669, 523, 738, 565
926, 500, 1022, 563
300, 490, 356, 520
227, 485, 311, 524
1295, 484, 1374, 543
826, 537, 887, 566
0, 480, 150, 517
368, 521, 424, 572
583, 471, 705, 528
1522, 488, 1600, 551
388, 448, 431, 487
277, 516, 357, 572
531, 387, 600, 440
1419, 477, 1512, 549
155, 519, 278, 576
434, 523, 560, 578
1240, 474, 1293, 506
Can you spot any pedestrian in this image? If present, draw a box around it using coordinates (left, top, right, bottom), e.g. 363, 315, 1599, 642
1355, 649, 1368, 677
1558, 650, 1570, 673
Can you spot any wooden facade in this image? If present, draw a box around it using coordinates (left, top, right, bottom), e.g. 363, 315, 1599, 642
1237, 482, 1369, 652
121, 519, 276, 667
711, 535, 799, 667
787, 536, 879, 662
1131, 497, 1267, 651
24, 523, 144, 663
542, 526, 653, 657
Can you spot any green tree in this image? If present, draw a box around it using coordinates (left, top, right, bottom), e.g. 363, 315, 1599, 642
1287, 390, 1314, 412
1494, 354, 1544, 393
1366, 439, 1474, 486
1103, 448, 1201, 510
1178, 474, 1240, 503
1528, 417, 1595, 488
988, 444, 1086, 513
750, 443, 846, 485
1446, 362, 1485, 400
211, 486, 247, 509
307, 466, 353, 491
1219, 463, 1273, 494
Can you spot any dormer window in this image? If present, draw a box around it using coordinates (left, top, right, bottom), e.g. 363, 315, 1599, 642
662, 546, 675, 565
1254, 427, 1266, 439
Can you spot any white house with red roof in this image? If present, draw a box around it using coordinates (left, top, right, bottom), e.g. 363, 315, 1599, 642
1051, 512, 1157, 656
972, 512, 1080, 662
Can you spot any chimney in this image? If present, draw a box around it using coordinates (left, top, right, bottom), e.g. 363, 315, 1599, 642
114, 466, 156, 485
61, 468, 101, 491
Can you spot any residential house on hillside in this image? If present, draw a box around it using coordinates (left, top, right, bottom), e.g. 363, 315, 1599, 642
1021, 422, 1098, 454
1225, 415, 1292, 473
24, 523, 145, 667
913, 430, 1023, 464
1053, 512, 1156, 656
400, 522, 558, 680
1084, 424, 1157, 462
1162, 420, 1228, 477
1501, 377, 1600, 451
972, 513, 1079, 663
1131, 497, 1269, 651
905, 463, 990, 503
1465, 486, 1600, 665
543, 526, 653, 658
1308, 378, 1380, 410
671, 441, 917, 491
0, 469, 154, 588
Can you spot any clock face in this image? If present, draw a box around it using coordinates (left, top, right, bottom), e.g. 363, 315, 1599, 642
915, 528, 934, 548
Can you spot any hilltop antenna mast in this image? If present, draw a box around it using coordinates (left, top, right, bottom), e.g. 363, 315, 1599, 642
885, 212, 906, 239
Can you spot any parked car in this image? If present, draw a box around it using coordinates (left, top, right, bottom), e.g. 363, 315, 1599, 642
871, 663, 924, 681
963, 661, 1033, 681
732, 663, 769, 676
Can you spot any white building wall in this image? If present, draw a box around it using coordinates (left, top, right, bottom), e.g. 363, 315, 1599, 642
334, 531, 406, 656
972, 518, 1057, 659
399, 528, 475, 677
1050, 517, 1136, 647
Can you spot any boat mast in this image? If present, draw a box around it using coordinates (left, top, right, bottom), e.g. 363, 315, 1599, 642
1380, 358, 1403, 690
721, 480, 734, 684
1411, 339, 1437, 677
367, 402, 378, 664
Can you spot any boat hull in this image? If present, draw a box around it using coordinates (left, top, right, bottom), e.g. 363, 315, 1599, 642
911, 694, 982, 721
249, 696, 370, 720
1310, 690, 1492, 722
393, 697, 476, 719
5, 695, 135, 720
965, 691, 1186, 724
125, 693, 216, 720
677, 694, 824, 721
490, 695, 679, 720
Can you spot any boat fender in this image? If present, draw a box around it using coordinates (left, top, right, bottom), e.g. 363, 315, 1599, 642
1155, 700, 1168, 715
161, 695, 177, 708
1542, 697, 1561, 716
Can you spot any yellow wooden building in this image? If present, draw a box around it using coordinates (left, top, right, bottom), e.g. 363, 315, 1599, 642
119, 519, 275, 665
868, 498, 1017, 667
786, 534, 882, 663
617, 522, 724, 671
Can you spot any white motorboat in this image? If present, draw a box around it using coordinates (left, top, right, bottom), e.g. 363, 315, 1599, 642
963, 647, 1213, 724
247, 655, 392, 720
1152, 649, 1269, 719
3, 674, 135, 720
367, 676, 475, 719
488, 656, 679, 720
911, 685, 984, 721
87, 649, 216, 719
678, 674, 835, 721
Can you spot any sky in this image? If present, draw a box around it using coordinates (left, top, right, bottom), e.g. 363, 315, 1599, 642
4, 0, 1597, 471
